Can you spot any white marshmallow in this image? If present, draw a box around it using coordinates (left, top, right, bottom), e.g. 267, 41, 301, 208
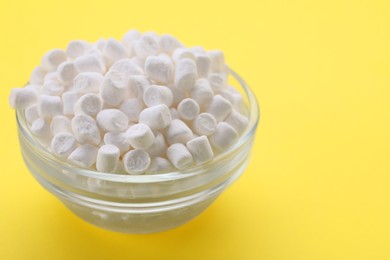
210, 122, 238, 151
68, 144, 98, 168
208, 50, 225, 72
225, 110, 249, 133
172, 48, 196, 62
43, 71, 58, 82
41, 49, 67, 71
50, 115, 72, 135
73, 72, 103, 94
145, 157, 173, 174
221, 86, 246, 112
159, 34, 182, 54
25, 105, 39, 124
41, 80, 64, 96
119, 98, 144, 122
167, 143, 193, 170
103, 132, 130, 154
96, 109, 128, 132
144, 132, 167, 157
30, 118, 51, 139
175, 58, 198, 93
206, 95, 232, 122
30, 66, 47, 85
37, 95, 63, 119
103, 38, 128, 65
100, 70, 127, 106
121, 29, 141, 53
133, 34, 160, 59
191, 78, 214, 107
169, 85, 186, 106
177, 98, 200, 121
128, 75, 150, 98
165, 119, 193, 145
66, 40, 90, 59
190, 46, 206, 54
62, 91, 80, 115
126, 123, 155, 149
25, 84, 41, 93
192, 113, 217, 136
57, 61, 78, 84
145, 54, 173, 84
96, 144, 120, 173
123, 149, 151, 174
9, 88, 37, 109
74, 93, 102, 117
139, 104, 171, 129
186, 135, 214, 165
143, 85, 173, 107
170, 107, 180, 120
71, 114, 101, 145
74, 54, 106, 74
195, 53, 211, 78
51, 133, 77, 158
95, 38, 106, 52
110, 59, 144, 78
209, 73, 227, 93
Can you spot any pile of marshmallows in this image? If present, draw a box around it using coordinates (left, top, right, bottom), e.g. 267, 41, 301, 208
9, 30, 249, 175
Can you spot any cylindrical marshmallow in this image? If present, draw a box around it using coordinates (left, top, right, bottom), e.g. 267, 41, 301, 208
145, 157, 173, 174
192, 113, 217, 136
123, 149, 151, 175
170, 107, 180, 120
144, 132, 167, 157
159, 34, 182, 54
25, 105, 39, 124
103, 38, 128, 66
165, 119, 193, 145
74, 54, 106, 74
191, 79, 214, 108
37, 95, 63, 119
30, 118, 51, 139
133, 34, 160, 59
68, 144, 98, 168
66, 40, 90, 59
62, 91, 80, 115
195, 53, 211, 78
41, 80, 64, 96
71, 114, 101, 145
208, 73, 227, 93
177, 98, 200, 121
167, 143, 194, 170
121, 30, 141, 52
74, 72, 103, 94
208, 50, 225, 72
139, 104, 172, 129
126, 123, 155, 149
210, 122, 239, 151
57, 61, 78, 84
9, 88, 37, 110
119, 98, 144, 122
103, 132, 130, 154
206, 95, 232, 122
74, 93, 102, 117
221, 87, 246, 112
96, 144, 120, 173
169, 85, 186, 106
172, 48, 196, 62
225, 110, 249, 134
41, 49, 67, 71
145, 54, 174, 84
50, 132, 77, 158
30, 66, 47, 85
110, 59, 144, 78
175, 58, 198, 93
50, 115, 72, 135
96, 109, 128, 132
100, 70, 127, 106
186, 135, 214, 165
143, 85, 173, 107
128, 75, 150, 98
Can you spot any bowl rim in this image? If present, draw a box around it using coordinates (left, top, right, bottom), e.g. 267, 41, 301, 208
16, 69, 260, 183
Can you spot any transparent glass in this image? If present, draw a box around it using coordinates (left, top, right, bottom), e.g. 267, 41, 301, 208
16, 70, 260, 234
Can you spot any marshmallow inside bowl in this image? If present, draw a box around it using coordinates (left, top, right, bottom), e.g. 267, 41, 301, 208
12, 30, 259, 233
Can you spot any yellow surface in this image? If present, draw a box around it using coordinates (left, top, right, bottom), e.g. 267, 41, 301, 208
1, 0, 390, 259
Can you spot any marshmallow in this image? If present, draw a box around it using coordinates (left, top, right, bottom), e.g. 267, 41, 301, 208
74, 93, 102, 117
25, 105, 39, 124
165, 119, 193, 145
159, 34, 183, 54
123, 149, 151, 174
177, 98, 200, 121
167, 143, 193, 170
126, 123, 155, 149
43, 71, 58, 82
74, 54, 106, 74
96, 144, 120, 173
144, 132, 167, 157
110, 59, 144, 78
119, 98, 144, 122
30, 66, 47, 85
68, 144, 98, 168
74, 72, 103, 94
208, 50, 225, 72
145, 157, 173, 174
175, 58, 198, 92
169, 85, 186, 106
100, 70, 127, 106
139, 104, 171, 129
41, 80, 64, 96
190, 46, 206, 54
96, 109, 128, 132
143, 85, 173, 107
62, 91, 80, 115
66, 40, 90, 59
225, 110, 249, 134
9, 88, 37, 109
195, 53, 211, 78
192, 113, 217, 136
191, 78, 214, 107
186, 135, 214, 165
145, 54, 174, 84
51, 133, 77, 158
37, 95, 63, 119
210, 122, 238, 151
172, 48, 196, 62
50, 115, 72, 135
121, 29, 141, 53
103, 132, 130, 154
71, 114, 101, 145
30, 118, 51, 139
41, 49, 67, 71
170, 107, 180, 120
133, 34, 160, 59
57, 61, 78, 84
128, 75, 150, 98
103, 38, 128, 65
221, 86, 245, 112
208, 73, 227, 93
206, 95, 232, 122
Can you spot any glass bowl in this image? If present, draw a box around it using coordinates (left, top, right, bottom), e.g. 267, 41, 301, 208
16, 70, 260, 234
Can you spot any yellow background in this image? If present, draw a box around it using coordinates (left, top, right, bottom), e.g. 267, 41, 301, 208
1, 0, 390, 259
